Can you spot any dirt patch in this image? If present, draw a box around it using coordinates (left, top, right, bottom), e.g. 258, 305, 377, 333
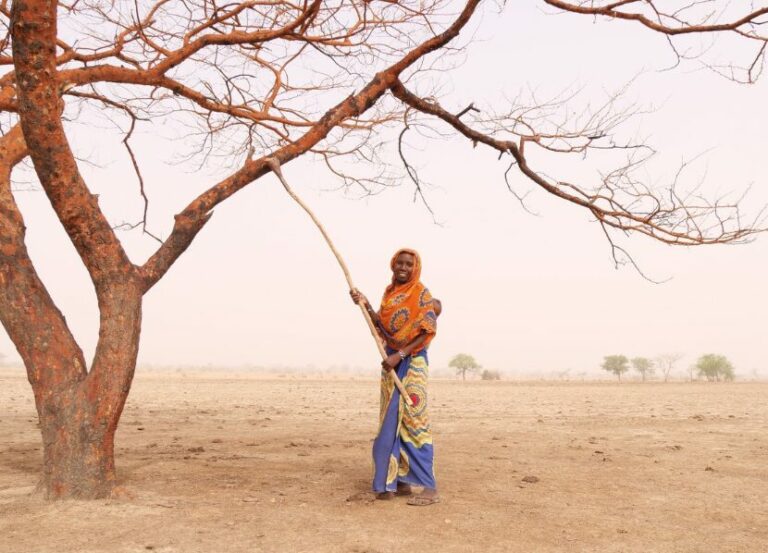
1, 372, 767, 552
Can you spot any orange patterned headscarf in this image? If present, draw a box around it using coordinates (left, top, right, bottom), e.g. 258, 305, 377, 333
378, 248, 437, 353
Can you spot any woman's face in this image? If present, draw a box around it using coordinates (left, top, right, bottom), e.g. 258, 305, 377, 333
393, 252, 416, 284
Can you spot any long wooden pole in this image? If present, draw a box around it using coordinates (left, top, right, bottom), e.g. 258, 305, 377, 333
266, 158, 413, 407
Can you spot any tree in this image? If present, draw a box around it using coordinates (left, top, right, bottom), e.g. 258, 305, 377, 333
655, 353, 684, 383
602, 355, 630, 382
696, 354, 735, 382
449, 354, 481, 381
1, 1, 765, 499
631, 357, 655, 382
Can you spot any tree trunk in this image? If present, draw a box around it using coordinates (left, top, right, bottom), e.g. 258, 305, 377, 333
38, 386, 118, 498
5, 2, 145, 498
53, 285, 142, 498
0, 203, 142, 498
0, 121, 143, 498
30, 283, 141, 499
40, 289, 141, 498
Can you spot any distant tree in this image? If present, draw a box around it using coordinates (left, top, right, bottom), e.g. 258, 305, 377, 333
449, 354, 481, 381
631, 357, 654, 382
696, 354, 735, 382
602, 355, 630, 382
481, 369, 501, 381
655, 353, 684, 382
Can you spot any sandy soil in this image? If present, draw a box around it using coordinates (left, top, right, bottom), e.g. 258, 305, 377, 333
1, 370, 767, 553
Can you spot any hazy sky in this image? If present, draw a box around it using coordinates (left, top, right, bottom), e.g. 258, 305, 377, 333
3, 2, 767, 378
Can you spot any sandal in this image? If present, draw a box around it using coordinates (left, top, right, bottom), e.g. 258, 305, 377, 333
407, 494, 440, 506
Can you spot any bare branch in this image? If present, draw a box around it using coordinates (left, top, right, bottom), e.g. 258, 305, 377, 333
138, 0, 483, 291
543, 1, 768, 83
397, 108, 438, 220
391, 79, 766, 246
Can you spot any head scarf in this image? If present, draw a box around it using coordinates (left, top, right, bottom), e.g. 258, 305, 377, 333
378, 248, 437, 352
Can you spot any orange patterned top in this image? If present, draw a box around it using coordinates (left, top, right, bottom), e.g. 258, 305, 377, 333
378, 248, 437, 353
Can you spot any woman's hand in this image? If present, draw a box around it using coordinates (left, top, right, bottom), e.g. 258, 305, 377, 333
381, 352, 402, 372
349, 288, 369, 307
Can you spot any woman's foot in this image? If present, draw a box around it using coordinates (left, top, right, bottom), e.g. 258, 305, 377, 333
395, 483, 412, 496
376, 482, 412, 499
407, 488, 439, 506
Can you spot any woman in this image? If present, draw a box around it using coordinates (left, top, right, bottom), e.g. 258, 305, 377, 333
350, 248, 440, 506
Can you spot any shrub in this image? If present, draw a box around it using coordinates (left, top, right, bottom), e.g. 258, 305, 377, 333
481, 369, 501, 381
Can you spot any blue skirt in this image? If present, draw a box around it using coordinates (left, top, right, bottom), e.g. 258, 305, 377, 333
371, 349, 436, 492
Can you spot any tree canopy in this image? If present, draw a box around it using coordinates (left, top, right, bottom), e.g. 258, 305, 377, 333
602, 355, 630, 381
696, 354, 735, 382
449, 353, 481, 380
631, 357, 655, 382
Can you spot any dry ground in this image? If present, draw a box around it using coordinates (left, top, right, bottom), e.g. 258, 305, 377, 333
1, 370, 766, 553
